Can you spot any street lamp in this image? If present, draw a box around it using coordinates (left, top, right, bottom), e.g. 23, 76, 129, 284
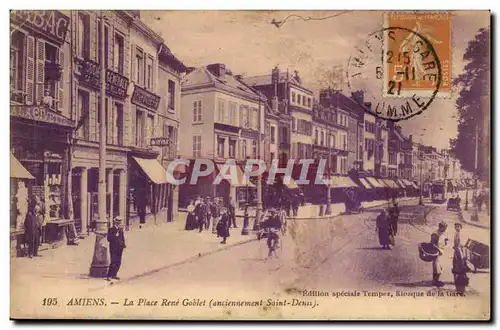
325, 134, 332, 215
89, 12, 109, 277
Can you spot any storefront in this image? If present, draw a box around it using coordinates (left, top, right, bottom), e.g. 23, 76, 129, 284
10, 105, 75, 252
10, 153, 35, 257
71, 57, 130, 234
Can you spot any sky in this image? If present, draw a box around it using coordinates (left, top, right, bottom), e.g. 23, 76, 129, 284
141, 10, 490, 149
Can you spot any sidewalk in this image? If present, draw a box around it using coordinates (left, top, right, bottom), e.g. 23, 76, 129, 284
459, 207, 490, 229
228, 197, 417, 219
11, 212, 256, 291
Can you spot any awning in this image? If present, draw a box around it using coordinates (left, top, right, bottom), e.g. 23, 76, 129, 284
132, 156, 168, 184
382, 179, 400, 189
411, 181, 420, 189
216, 163, 256, 187
357, 178, 372, 189
402, 179, 414, 187
396, 179, 407, 188
331, 176, 358, 188
366, 177, 384, 188
10, 153, 35, 179
284, 177, 298, 189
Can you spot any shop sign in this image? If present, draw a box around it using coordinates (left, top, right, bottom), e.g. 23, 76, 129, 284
11, 10, 69, 45
150, 137, 171, 147
11, 105, 75, 128
131, 85, 161, 111
78, 59, 129, 99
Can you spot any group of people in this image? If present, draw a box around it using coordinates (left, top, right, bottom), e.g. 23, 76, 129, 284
185, 196, 237, 244
430, 221, 469, 294
475, 189, 490, 215
375, 200, 400, 250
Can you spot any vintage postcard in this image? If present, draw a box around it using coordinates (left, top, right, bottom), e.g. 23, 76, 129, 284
9, 10, 490, 320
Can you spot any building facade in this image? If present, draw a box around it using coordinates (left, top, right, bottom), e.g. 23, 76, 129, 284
10, 10, 74, 252
180, 63, 265, 205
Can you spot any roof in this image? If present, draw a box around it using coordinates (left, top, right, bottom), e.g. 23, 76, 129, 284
158, 43, 187, 72
182, 67, 260, 101
243, 72, 311, 93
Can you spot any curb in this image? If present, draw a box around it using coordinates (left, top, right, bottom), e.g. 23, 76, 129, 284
89, 236, 258, 291
457, 209, 490, 229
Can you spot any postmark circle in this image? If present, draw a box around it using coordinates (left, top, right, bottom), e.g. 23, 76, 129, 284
347, 26, 442, 122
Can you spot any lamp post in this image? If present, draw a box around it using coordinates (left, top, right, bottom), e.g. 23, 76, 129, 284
89, 12, 109, 277
471, 126, 479, 222
325, 134, 332, 215
418, 149, 424, 205
252, 96, 263, 232
241, 169, 250, 235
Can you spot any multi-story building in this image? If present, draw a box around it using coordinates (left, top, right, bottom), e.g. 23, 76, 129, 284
156, 43, 187, 221
318, 89, 360, 173
70, 10, 133, 233
244, 68, 313, 168
363, 109, 377, 175
180, 63, 265, 204
10, 10, 73, 252
376, 118, 389, 178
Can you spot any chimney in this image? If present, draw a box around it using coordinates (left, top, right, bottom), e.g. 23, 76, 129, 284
351, 90, 364, 104
207, 63, 226, 78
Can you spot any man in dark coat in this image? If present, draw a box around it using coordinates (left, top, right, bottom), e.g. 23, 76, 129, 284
388, 201, 400, 236
107, 217, 126, 281
211, 198, 221, 234
195, 196, 206, 233
291, 194, 300, 217
227, 196, 237, 228
24, 200, 41, 258
204, 197, 212, 230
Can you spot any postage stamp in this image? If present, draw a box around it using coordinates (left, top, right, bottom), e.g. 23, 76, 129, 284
383, 12, 452, 98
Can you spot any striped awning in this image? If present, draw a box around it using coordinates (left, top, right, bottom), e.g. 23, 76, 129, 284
358, 178, 372, 189
331, 176, 359, 188
366, 177, 385, 188
10, 153, 35, 180
381, 179, 399, 189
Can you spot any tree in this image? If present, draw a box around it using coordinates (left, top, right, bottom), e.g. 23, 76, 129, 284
450, 28, 490, 182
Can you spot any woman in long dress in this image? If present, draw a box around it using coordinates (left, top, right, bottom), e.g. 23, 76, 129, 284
452, 223, 469, 295
376, 209, 391, 249
185, 200, 196, 231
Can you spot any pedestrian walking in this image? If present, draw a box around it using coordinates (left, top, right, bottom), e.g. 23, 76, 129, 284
452, 223, 469, 295
211, 198, 221, 234
430, 221, 449, 287
227, 196, 237, 228
195, 196, 206, 233
375, 208, 391, 250
185, 199, 196, 231
204, 197, 212, 230
135, 187, 147, 228
292, 194, 300, 218
24, 199, 41, 258
389, 201, 400, 236
107, 217, 126, 281
217, 207, 230, 244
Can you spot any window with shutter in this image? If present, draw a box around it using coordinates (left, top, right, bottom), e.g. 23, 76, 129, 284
35, 39, 45, 105
25, 36, 35, 105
